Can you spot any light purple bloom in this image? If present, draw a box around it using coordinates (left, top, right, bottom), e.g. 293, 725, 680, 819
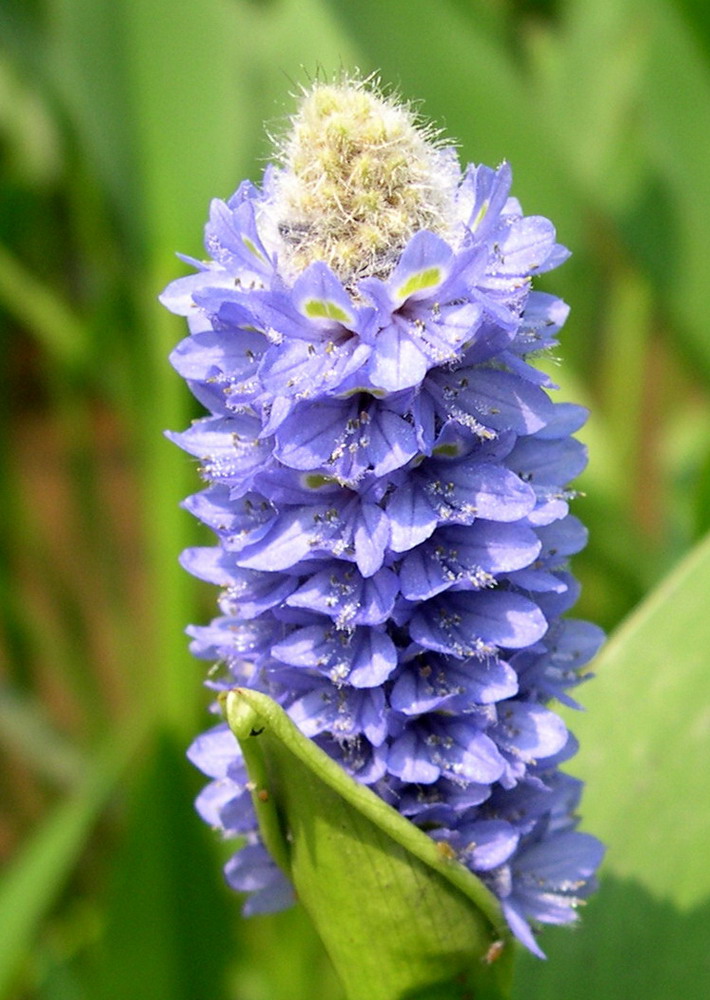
162, 82, 604, 954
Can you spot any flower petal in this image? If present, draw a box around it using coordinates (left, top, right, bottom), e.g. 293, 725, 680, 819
410, 590, 548, 655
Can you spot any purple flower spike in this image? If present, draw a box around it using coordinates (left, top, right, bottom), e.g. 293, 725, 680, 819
163, 77, 604, 956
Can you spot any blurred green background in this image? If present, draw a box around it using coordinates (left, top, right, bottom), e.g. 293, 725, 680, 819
2, 0, 710, 997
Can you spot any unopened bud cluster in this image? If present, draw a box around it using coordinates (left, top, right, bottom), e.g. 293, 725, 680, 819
272, 81, 460, 283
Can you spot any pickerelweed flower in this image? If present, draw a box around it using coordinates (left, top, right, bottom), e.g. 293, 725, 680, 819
160, 78, 605, 958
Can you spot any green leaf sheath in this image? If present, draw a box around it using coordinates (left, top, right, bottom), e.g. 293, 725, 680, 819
225, 689, 514, 1000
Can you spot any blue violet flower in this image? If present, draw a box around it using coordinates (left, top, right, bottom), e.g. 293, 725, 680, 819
161, 79, 605, 957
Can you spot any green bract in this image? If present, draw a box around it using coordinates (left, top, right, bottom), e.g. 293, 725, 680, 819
226, 688, 514, 1000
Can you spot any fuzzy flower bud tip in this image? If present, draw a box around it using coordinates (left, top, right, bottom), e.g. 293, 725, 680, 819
161, 78, 605, 957
272, 81, 460, 283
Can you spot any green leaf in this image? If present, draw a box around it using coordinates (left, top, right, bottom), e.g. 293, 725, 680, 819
572, 530, 710, 907
225, 689, 514, 1000
515, 876, 710, 1000
512, 530, 710, 999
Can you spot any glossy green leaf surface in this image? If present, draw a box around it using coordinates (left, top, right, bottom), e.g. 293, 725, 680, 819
226, 689, 514, 1000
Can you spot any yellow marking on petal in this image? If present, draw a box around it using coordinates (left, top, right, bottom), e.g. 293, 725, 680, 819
303, 473, 336, 489
303, 298, 352, 324
397, 266, 442, 300
471, 200, 489, 233
433, 442, 461, 457
242, 236, 266, 263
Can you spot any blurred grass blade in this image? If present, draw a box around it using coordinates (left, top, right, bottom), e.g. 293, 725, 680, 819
323, 0, 581, 245
227, 689, 513, 1000
526, 0, 650, 214
633, 0, 710, 377
90, 733, 232, 1000
0, 241, 89, 373
0, 685, 86, 787
0, 719, 147, 997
